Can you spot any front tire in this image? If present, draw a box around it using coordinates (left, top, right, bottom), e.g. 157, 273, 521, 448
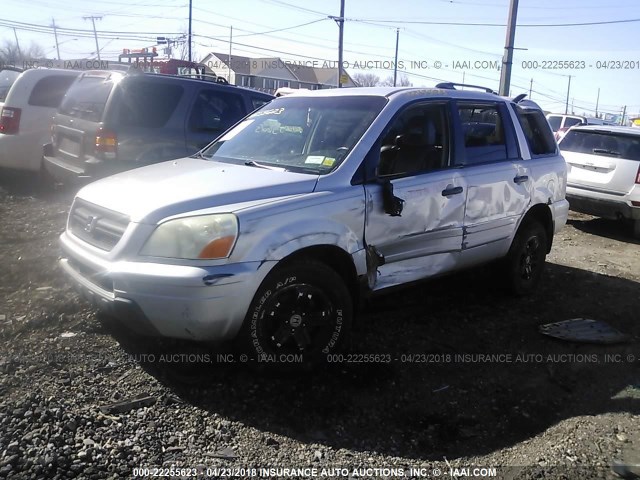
239, 259, 352, 368
504, 220, 548, 296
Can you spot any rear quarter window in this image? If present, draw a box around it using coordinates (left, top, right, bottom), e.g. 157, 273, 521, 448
112, 80, 183, 128
564, 117, 583, 128
28, 75, 77, 108
0, 69, 21, 102
251, 96, 271, 110
516, 107, 557, 156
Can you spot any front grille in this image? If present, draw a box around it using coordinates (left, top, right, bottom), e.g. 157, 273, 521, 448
69, 198, 129, 251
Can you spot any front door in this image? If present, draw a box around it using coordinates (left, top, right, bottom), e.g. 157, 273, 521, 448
362, 101, 466, 290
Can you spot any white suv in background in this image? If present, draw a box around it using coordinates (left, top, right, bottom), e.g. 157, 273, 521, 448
559, 125, 640, 238
0, 68, 80, 175
546, 113, 609, 142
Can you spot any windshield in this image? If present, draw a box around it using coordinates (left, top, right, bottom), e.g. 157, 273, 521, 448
0, 69, 21, 102
202, 95, 387, 174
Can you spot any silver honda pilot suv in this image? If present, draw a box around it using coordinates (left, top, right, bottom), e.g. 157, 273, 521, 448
59, 84, 569, 365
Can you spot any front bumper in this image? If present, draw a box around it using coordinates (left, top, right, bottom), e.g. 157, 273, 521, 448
566, 186, 639, 221
59, 231, 275, 341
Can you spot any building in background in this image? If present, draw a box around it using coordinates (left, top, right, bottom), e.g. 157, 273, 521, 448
201, 52, 357, 93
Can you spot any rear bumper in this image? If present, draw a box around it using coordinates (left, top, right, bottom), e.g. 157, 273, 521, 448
566, 186, 640, 221
43, 143, 139, 183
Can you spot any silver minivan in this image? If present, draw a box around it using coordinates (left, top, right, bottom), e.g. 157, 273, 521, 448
58, 85, 569, 365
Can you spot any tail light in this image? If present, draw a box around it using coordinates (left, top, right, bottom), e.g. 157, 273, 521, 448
0, 107, 22, 135
95, 127, 117, 159
635, 165, 640, 185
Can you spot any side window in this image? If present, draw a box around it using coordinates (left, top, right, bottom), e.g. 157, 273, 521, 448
378, 103, 450, 177
115, 81, 183, 128
457, 103, 507, 165
189, 89, 245, 132
515, 107, 557, 156
251, 96, 270, 111
28, 75, 77, 108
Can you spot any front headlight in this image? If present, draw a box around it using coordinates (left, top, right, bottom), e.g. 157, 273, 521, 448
140, 214, 238, 259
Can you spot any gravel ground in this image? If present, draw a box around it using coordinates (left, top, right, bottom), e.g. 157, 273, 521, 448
0, 170, 639, 480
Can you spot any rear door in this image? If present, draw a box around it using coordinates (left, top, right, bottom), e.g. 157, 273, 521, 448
561, 128, 640, 194
454, 101, 531, 254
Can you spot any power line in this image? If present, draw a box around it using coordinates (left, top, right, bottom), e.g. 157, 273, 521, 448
343, 16, 640, 27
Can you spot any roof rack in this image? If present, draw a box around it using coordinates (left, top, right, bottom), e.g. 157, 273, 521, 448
435, 82, 496, 94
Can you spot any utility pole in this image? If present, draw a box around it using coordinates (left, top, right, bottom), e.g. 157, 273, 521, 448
595, 88, 600, 118
393, 28, 399, 87
228, 26, 233, 82
83, 16, 102, 61
621, 105, 627, 126
337, 0, 345, 87
498, 0, 519, 96
51, 18, 61, 60
188, 0, 193, 63
529, 78, 533, 98
13, 28, 22, 61
571, 97, 574, 114
564, 75, 572, 114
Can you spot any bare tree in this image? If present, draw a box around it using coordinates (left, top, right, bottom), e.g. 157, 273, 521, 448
353, 72, 381, 87
0, 40, 46, 65
379, 74, 413, 87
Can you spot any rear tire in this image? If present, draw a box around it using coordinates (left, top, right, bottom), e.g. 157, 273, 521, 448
504, 220, 548, 296
239, 259, 352, 369
633, 219, 640, 240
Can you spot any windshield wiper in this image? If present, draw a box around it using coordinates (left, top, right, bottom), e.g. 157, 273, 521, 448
192, 150, 209, 159
244, 160, 286, 171
592, 148, 620, 156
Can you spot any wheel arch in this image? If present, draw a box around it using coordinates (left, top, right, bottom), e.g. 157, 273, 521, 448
276, 245, 361, 307
520, 203, 554, 253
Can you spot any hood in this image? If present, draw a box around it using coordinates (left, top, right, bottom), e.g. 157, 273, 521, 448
77, 157, 318, 223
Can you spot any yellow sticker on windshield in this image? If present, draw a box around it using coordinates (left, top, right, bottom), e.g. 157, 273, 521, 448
322, 157, 336, 167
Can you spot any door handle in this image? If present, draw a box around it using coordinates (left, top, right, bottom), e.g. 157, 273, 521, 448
441, 186, 463, 196
514, 175, 529, 184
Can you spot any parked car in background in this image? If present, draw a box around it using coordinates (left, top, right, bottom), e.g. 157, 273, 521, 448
58, 84, 569, 366
0, 68, 80, 175
43, 70, 273, 183
559, 125, 640, 238
0, 66, 23, 105
546, 113, 609, 142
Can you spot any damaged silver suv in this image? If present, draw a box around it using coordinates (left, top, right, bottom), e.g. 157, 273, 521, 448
59, 84, 569, 363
